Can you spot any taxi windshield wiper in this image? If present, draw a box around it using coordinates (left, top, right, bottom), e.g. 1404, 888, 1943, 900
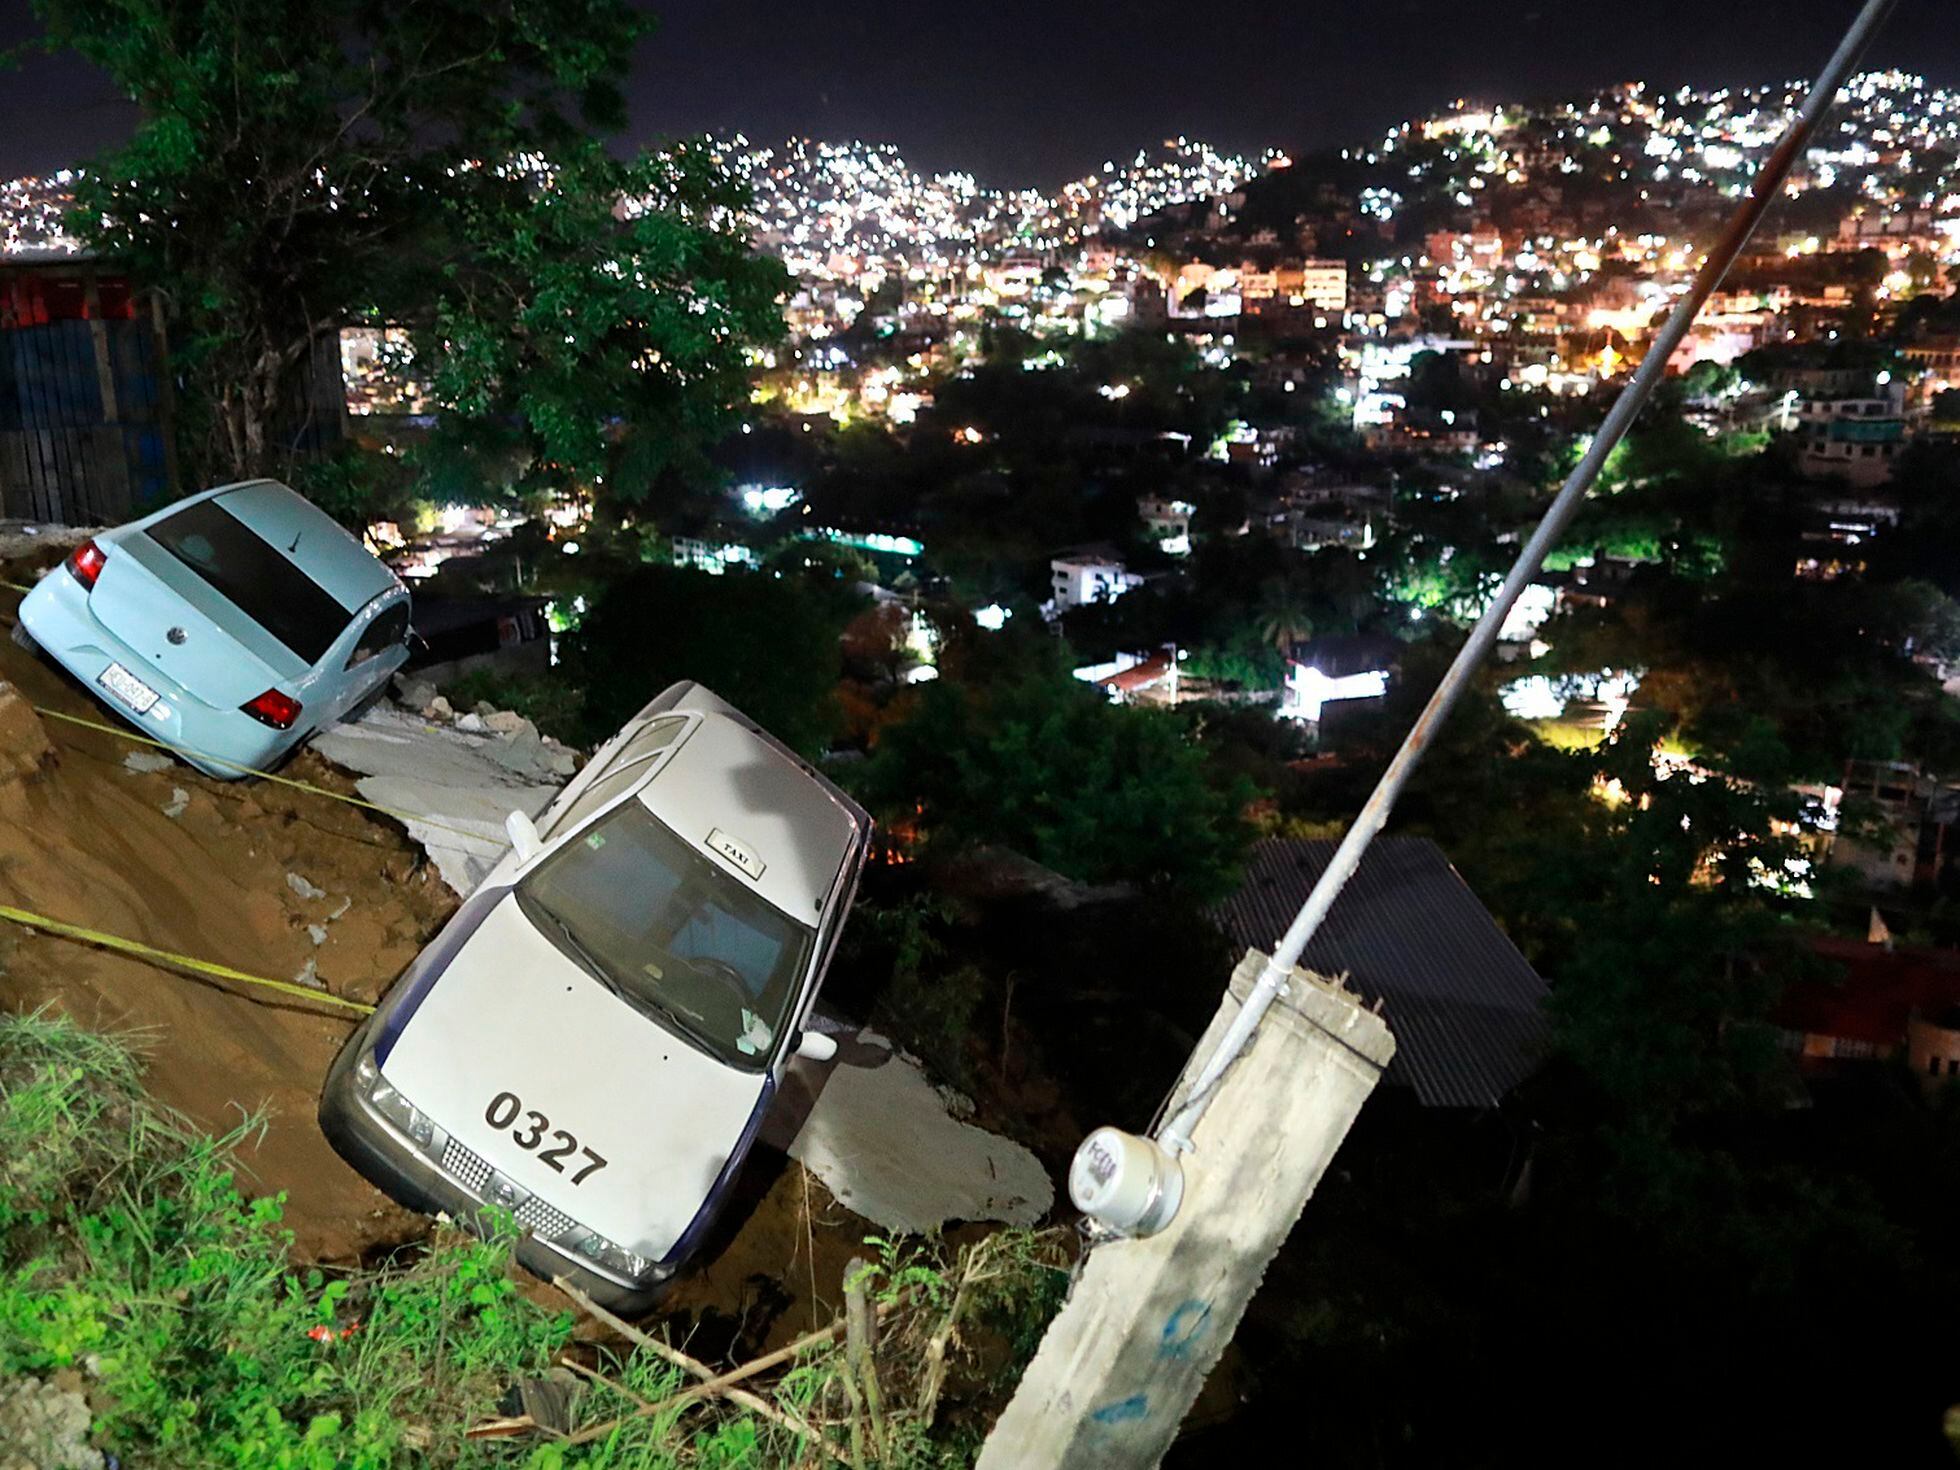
548, 916, 617, 992
546, 913, 723, 1056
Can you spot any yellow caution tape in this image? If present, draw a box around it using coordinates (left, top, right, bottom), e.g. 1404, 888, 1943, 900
0, 902, 373, 1017
29, 705, 500, 844
1, 580, 32, 595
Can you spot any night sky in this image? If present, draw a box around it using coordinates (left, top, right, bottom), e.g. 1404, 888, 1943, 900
3, 0, 1957, 186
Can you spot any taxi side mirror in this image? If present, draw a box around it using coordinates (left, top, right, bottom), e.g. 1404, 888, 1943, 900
795, 1029, 838, 1063
505, 809, 544, 863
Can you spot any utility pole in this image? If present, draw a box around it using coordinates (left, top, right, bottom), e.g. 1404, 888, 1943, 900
980, 3, 1898, 1464
976, 953, 1393, 1468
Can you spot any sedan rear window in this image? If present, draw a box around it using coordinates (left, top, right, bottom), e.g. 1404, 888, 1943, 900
147, 498, 354, 665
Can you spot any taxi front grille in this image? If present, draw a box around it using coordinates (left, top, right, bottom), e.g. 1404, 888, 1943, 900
515, 1197, 580, 1243
440, 1139, 492, 1195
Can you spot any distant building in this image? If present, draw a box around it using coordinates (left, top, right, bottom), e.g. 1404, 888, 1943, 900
1903, 335, 1960, 394
1776, 933, 1960, 1089
1136, 495, 1194, 555
1072, 647, 1179, 705
1279, 633, 1400, 723
671, 534, 759, 575
984, 254, 1045, 298
1795, 381, 1906, 486
1211, 836, 1550, 1108
1829, 761, 1960, 891
1365, 405, 1480, 455
1275, 258, 1348, 313
1049, 548, 1143, 613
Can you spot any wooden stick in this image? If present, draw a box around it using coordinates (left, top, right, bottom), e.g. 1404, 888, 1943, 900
552, 1277, 851, 1455
559, 1354, 836, 1455
844, 1256, 888, 1459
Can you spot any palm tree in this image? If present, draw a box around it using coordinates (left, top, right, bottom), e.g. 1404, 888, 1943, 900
1256, 578, 1314, 654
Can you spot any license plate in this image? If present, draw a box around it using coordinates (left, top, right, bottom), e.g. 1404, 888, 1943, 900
98, 661, 159, 715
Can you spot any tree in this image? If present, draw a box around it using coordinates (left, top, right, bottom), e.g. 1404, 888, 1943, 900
857, 671, 1255, 902
35, 0, 782, 506
564, 565, 856, 755
411, 138, 786, 506
1255, 577, 1315, 652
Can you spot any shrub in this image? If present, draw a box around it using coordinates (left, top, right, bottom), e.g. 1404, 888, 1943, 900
0, 1010, 1067, 1467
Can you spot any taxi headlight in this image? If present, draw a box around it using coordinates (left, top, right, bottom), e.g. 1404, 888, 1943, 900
363, 1065, 439, 1157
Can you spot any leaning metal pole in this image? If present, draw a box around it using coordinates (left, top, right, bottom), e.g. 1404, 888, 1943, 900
1156, 0, 1901, 1155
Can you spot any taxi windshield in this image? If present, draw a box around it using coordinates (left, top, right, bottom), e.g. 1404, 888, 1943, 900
516, 798, 811, 1071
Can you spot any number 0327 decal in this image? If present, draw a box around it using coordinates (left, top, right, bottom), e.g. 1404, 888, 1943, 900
483, 1090, 608, 1184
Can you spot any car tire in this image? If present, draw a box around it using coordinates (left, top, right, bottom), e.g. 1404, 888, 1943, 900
9, 619, 36, 655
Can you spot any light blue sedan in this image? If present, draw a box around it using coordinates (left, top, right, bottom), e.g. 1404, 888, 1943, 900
14, 479, 411, 779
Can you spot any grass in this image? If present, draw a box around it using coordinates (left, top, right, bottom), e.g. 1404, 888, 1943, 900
0, 1009, 1069, 1468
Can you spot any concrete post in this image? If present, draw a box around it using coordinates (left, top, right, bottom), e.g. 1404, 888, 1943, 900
976, 950, 1395, 1470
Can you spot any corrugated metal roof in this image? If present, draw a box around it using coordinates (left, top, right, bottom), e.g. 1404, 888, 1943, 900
1210, 837, 1548, 1108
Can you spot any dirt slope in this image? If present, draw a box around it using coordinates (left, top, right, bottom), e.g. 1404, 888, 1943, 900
0, 592, 456, 1261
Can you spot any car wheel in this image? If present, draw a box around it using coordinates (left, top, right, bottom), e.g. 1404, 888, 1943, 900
9, 619, 36, 655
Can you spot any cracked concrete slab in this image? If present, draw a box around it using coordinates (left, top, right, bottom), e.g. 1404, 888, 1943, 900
786, 1028, 1054, 1233
313, 705, 558, 895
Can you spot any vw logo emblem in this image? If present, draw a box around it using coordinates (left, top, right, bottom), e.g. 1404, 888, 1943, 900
165, 627, 188, 646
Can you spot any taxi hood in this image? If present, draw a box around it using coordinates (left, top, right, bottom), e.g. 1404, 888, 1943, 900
378, 893, 770, 1263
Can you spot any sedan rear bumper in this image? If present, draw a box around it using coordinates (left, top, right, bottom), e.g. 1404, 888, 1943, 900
17, 569, 294, 779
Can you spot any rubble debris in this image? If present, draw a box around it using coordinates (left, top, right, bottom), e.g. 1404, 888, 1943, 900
454, 712, 487, 733
424, 696, 454, 720
121, 750, 174, 776
293, 957, 321, 989
0, 682, 52, 783
307, 924, 329, 947
312, 705, 558, 894
286, 873, 328, 902
0, 1375, 105, 1470
162, 787, 190, 819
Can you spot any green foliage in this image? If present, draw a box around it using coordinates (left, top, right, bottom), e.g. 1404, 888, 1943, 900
859, 670, 1255, 902
0, 1010, 569, 1467
0, 1011, 1069, 1469
841, 897, 986, 1088
416, 138, 786, 504
564, 564, 858, 754
34, 0, 779, 505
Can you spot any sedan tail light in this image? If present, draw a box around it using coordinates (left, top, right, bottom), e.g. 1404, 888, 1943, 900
240, 688, 302, 730
66, 539, 107, 590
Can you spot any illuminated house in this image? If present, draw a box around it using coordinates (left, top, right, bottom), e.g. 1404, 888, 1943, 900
1049, 547, 1143, 613
1795, 381, 1906, 487
1279, 633, 1399, 723
1136, 496, 1194, 556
